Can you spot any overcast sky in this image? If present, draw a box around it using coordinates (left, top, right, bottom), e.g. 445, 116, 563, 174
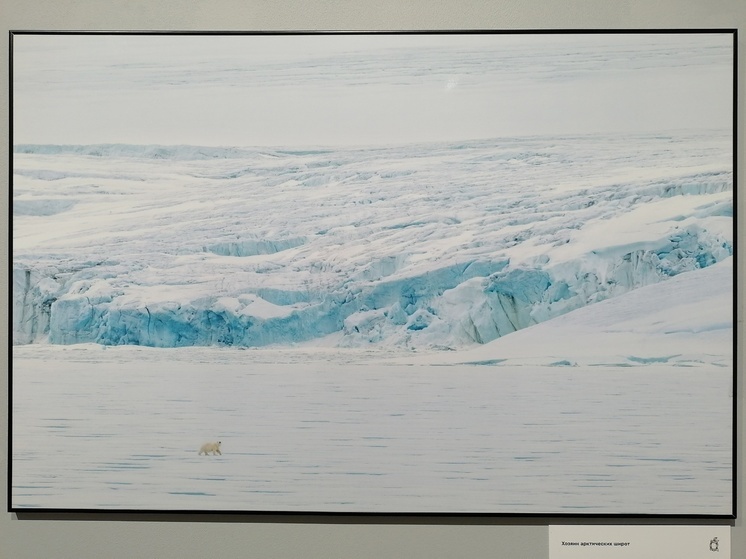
12, 32, 734, 147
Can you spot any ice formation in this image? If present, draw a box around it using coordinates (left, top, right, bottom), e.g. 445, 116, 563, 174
12, 132, 733, 349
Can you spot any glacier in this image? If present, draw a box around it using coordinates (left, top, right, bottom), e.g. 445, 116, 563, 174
12, 130, 733, 349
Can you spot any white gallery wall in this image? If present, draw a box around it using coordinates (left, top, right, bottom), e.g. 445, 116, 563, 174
0, 0, 744, 558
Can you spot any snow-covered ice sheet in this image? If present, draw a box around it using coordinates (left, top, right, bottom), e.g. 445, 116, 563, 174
12, 131, 733, 351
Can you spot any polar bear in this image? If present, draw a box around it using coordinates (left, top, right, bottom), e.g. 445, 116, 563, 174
198, 441, 222, 455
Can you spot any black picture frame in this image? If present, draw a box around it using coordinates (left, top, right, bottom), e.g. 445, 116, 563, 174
8, 29, 737, 517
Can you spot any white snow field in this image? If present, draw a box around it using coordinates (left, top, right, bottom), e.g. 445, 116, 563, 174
10, 32, 734, 514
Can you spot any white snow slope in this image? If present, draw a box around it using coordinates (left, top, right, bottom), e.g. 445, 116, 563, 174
409, 255, 733, 369
12, 130, 732, 352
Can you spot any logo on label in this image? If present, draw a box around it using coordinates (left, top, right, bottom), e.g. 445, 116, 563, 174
709, 537, 719, 552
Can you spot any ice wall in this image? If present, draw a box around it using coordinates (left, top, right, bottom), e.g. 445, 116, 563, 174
13, 225, 731, 349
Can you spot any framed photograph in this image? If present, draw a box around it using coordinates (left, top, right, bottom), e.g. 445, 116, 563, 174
9, 30, 736, 516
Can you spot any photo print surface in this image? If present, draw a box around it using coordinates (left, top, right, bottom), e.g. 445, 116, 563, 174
10, 31, 735, 514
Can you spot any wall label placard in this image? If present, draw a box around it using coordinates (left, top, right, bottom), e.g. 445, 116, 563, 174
549, 525, 731, 559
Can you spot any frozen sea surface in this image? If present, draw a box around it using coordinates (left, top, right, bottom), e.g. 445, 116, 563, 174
12, 347, 732, 514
